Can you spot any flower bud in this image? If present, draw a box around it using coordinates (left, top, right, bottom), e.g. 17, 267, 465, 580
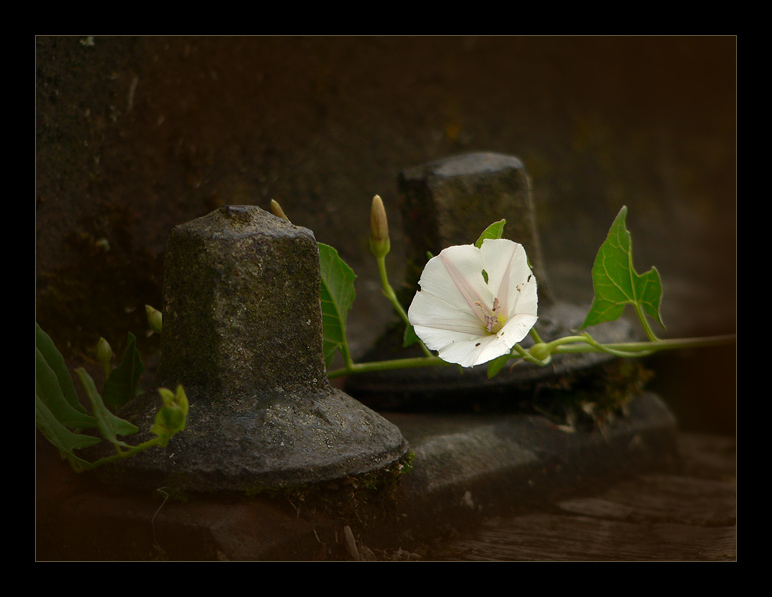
145, 304, 163, 334
269, 199, 291, 222
528, 342, 552, 364
96, 336, 113, 378
153, 385, 189, 446
158, 384, 189, 416
369, 194, 391, 258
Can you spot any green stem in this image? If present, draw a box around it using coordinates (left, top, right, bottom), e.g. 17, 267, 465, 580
327, 333, 735, 379
551, 333, 735, 357
376, 254, 433, 358
576, 332, 655, 358
83, 437, 163, 470
340, 331, 355, 370
376, 254, 408, 324
513, 342, 549, 366
634, 303, 660, 342
529, 327, 545, 345
327, 355, 448, 379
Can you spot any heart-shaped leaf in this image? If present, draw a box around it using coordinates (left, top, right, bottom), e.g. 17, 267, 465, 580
319, 243, 356, 367
475, 219, 506, 247
579, 206, 665, 331
102, 332, 145, 409
76, 368, 139, 448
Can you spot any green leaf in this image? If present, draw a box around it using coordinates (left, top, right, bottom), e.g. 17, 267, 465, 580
35, 323, 91, 417
35, 395, 99, 471
318, 243, 357, 367
35, 347, 96, 429
475, 219, 507, 248
151, 386, 189, 447
486, 352, 511, 378
402, 322, 420, 348
579, 206, 665, 331
76, 368, 139, 449
102, 332, 145, 409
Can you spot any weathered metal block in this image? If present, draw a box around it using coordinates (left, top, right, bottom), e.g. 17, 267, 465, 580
398, 152, 551, 304
157, 204, 327, 397
95, 205, 408, 493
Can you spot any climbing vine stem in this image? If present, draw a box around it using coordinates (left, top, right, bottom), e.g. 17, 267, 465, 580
318, 198, 736, 381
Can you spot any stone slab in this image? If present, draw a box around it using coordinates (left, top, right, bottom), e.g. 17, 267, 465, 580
37, 392, 678, 560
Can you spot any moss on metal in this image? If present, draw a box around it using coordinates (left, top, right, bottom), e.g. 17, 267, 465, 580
156, 204, 327, 399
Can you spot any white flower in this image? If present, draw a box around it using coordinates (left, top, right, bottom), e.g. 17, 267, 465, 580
407, 238, 538, 367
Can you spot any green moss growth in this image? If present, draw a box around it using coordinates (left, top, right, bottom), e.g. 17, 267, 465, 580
527, 359, 654, 431
242, 451, 416, 524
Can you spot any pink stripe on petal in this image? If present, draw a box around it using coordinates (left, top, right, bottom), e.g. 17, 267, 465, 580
438, 249, 488, 325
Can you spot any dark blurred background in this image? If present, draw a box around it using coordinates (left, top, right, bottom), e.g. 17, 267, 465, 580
35, 36, 736, 435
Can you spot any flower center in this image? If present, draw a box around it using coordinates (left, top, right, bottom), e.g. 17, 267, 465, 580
475, 297, 507, 334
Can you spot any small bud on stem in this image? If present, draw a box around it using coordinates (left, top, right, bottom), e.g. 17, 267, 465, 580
96, 337, 113, 379
269, 199, 291, 222
145, 304, 163, 335
369, 194, 391, 258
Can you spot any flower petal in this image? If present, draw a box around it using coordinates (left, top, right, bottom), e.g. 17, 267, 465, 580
433, 333, 500, 368
407, 238, 539, 368
412, 325, 484, 356
435, 245, 492, 315
512, 275, 538, 316
410, 253, 476, 323
435, 330, 520, 368
408, 289, 484, 337
479, 238, 534, 317
497, 312, 539, 347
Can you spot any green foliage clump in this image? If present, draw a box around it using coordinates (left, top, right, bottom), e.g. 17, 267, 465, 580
35, 322, 186, 472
